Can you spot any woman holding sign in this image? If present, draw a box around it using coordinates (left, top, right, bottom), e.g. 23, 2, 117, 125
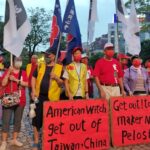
124, 55, 150, 96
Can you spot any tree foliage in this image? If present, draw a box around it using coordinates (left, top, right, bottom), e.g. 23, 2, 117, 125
125, 0, 150, 31
139, 39, 150, 63
25, 7, 52, 59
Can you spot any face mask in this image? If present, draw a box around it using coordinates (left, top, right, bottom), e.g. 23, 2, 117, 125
31, 59, 37, 65
147, 62, 150, 68
14, 61, 22, 69
74, 54, 81, 62
105, 50, 114, 58
0, 56, 3, 63
132, 60, 141, 67
45, 57, 51, 64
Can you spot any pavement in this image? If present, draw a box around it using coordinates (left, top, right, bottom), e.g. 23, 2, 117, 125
0, 89, 150, 150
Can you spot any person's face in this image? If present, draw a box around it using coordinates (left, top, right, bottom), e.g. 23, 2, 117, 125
45, 53, 55, 64
132, 58, 142, 68
104, 47, 114, 59
73, 50, 81, 62
81, 57, 88, 65
31, 57, 38, 64
121, 58, 128, 65
14, 57, 22, 69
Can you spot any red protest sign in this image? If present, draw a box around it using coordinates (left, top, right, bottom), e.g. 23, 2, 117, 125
111, 96, 150, 147
43, 99, 110, 150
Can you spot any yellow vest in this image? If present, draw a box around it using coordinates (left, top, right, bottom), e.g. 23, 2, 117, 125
66, 62, 87, 97
0, 63, 4, 70
26, 64, 32, 77
35, 63, 63, 101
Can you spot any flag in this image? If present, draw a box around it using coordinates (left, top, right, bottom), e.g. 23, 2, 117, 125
50, 0, 62, 50
3, 0, 31, 57
87, 0, 98, 44
124, 0, 141, 55
62, 0, 82, 64
116, 0, 127, 25
128, 0, 140, 34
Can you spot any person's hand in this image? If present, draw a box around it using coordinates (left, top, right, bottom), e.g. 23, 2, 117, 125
85, 93, 89, 99
121, 90, 126, 97
100, 90, 106, 99
8, 66, 14, 73
31, 91, 37, 101
9, 75, 17, 82
50, 73, 57, 80
129, 91, 133, 96
68, 93, 73, 100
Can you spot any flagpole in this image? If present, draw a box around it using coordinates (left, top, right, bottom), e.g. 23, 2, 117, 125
55, 32, 62, 63
115, 0, 120, 54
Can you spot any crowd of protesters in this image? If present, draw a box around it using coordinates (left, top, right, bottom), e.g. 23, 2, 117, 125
0, 43, 150, 150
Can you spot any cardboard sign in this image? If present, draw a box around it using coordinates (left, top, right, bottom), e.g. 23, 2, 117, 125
43, 99, 109, 150
111, 96, 150, 147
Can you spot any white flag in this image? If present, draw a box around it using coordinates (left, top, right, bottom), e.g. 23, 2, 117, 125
87, 0, 98, 44
123, 0, 141, 55
3, 0, 31, 57
128, 0, 140, 34
116, 0, 127, 25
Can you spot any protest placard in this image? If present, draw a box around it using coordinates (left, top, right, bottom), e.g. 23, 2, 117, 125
43, 99, 109, 150
111, 96, 150, 147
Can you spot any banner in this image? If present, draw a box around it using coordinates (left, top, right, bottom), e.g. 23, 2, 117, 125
87, 0, 98, 44
3, 0, 31, 57
50, 0, 62, 50
43, 99, 110, 150
111, 96, 150, 147
62, 0, 82, 64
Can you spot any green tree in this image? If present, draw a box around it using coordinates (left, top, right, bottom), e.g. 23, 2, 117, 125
89, 52, 104, 68
25, 7, 52, 60
139, 39, 150, 63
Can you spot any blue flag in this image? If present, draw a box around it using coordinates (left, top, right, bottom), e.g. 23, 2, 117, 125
62, 0, 82, 64
50, 0, 62, 50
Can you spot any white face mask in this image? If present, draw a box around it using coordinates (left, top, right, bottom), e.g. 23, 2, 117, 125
14, 61, 22, 69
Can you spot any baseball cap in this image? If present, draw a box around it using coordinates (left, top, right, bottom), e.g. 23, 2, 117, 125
118, 53, 130, 59
72, 47, 82, 54
81, 53, 88, 58
42, 47, 61, 57
104, 42, 114, 49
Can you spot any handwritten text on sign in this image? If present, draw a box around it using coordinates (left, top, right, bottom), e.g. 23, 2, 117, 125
43, 99, 109, 150
111, 96, 150, 147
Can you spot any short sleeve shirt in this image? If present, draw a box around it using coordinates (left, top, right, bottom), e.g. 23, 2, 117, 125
93, 58, 123, 84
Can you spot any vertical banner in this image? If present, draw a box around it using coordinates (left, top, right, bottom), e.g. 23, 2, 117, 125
3, 0, 31, 57
43, 99, 110, 150
111, 96, 150, 147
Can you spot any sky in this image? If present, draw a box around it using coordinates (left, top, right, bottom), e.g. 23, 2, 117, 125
0, 0, 122, 43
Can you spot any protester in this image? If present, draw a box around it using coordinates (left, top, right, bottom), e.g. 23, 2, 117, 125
26, 55, 38, 103
31, 47, 63, 150
0, 55, 5, 96
93, 42, 125, 100
124, 55, 150, 95
81, 53, 94, 98
63, 47, 89, 100
117, 53, 130, 73
0, 56, 28, 150
145, 59, 150, 76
